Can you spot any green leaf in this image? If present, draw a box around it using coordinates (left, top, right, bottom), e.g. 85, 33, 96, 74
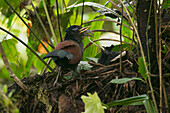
81, 92, 104, 113
138, 57, 148, 80
1, 39, 20, 64
3, 85, 8, 93
143, 98, 157, 113
0, 66, 10, 79
34, 54, 45, 73
7, 14, 15, 28
110, 77, 145, 84
163, 0, 170, 9
104, 94, 148, 109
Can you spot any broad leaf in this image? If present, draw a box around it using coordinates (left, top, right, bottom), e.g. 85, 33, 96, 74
138, 57, 148, 80
1, 39, 20, 64
81, 92, 104, 113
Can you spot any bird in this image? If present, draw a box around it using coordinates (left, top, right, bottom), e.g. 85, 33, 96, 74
43, 25, 93, 84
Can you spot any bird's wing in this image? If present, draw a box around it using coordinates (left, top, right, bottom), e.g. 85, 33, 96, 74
43, 50, 73, 60
55, 40, 83, 64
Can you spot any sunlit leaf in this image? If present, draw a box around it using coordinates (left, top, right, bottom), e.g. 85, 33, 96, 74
81, 92, 104, 113
3, 85, 7, 93
1, 39, 20, 64
34, 55, 45, 73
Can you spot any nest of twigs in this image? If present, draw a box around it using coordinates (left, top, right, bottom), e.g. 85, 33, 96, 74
5, 50, 162, 113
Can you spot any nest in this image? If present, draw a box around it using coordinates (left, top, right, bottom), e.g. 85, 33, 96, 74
3, 43, 170, 113
5, 51, 158, 113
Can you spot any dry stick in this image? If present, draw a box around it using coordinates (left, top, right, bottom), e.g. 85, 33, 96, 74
0, 43, 28, 92
81, 0, 85, 26
119, 0, 158, 112
87, 36, 101, 50
84, 38, 135, 50
92, 29, 133, 41
119, 5, 123, 74
154, 0, 159, 68
56, 0, 63, 42
130, 0, 135, 52
160, 22, 170, 36
0, 27, 53, 72
158, 0, 166, 112
42, 58, 52, 74
163, 84, 169, 113
4, 0, 49, 53
146, 0, 153, 72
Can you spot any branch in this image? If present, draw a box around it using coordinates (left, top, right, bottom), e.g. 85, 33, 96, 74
0, 42, 28, 92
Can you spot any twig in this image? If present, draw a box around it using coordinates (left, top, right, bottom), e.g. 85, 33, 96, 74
56, 0, 63, 42
87, 36, 101, 50
158, 0, 166, 112
163, 84, 169, 113
145, 0, 153, 72
84, 38, 135, 50
88, 62, 105, 67
119, 5, 123, 74
81, 0, 85, 26
0, 43, 28, 92
91, 29, 133, 41
42, 58, 52, 74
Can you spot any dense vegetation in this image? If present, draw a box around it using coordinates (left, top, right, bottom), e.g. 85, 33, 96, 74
0, 0, 169, 112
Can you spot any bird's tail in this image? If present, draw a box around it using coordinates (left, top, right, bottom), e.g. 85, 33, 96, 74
43, 50, 74, 60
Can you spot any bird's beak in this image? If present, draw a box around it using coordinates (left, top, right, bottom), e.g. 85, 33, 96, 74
79, 26, 94, 37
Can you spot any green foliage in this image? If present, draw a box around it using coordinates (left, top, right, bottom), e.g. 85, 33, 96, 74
110, 77, 145, 84
164, 0, 170, 9
104, 94, 156, 113
1, 39, 20, 64
82, 92, 156, 113
81, 92, 104, 113
34, 55, 46, 73
138, 57, 149, 80
3, 85, 8, 93
0, 0, 20, 27
143, 98, 157, 113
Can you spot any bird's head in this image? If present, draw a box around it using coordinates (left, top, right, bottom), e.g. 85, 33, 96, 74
65, 25, 93, 42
